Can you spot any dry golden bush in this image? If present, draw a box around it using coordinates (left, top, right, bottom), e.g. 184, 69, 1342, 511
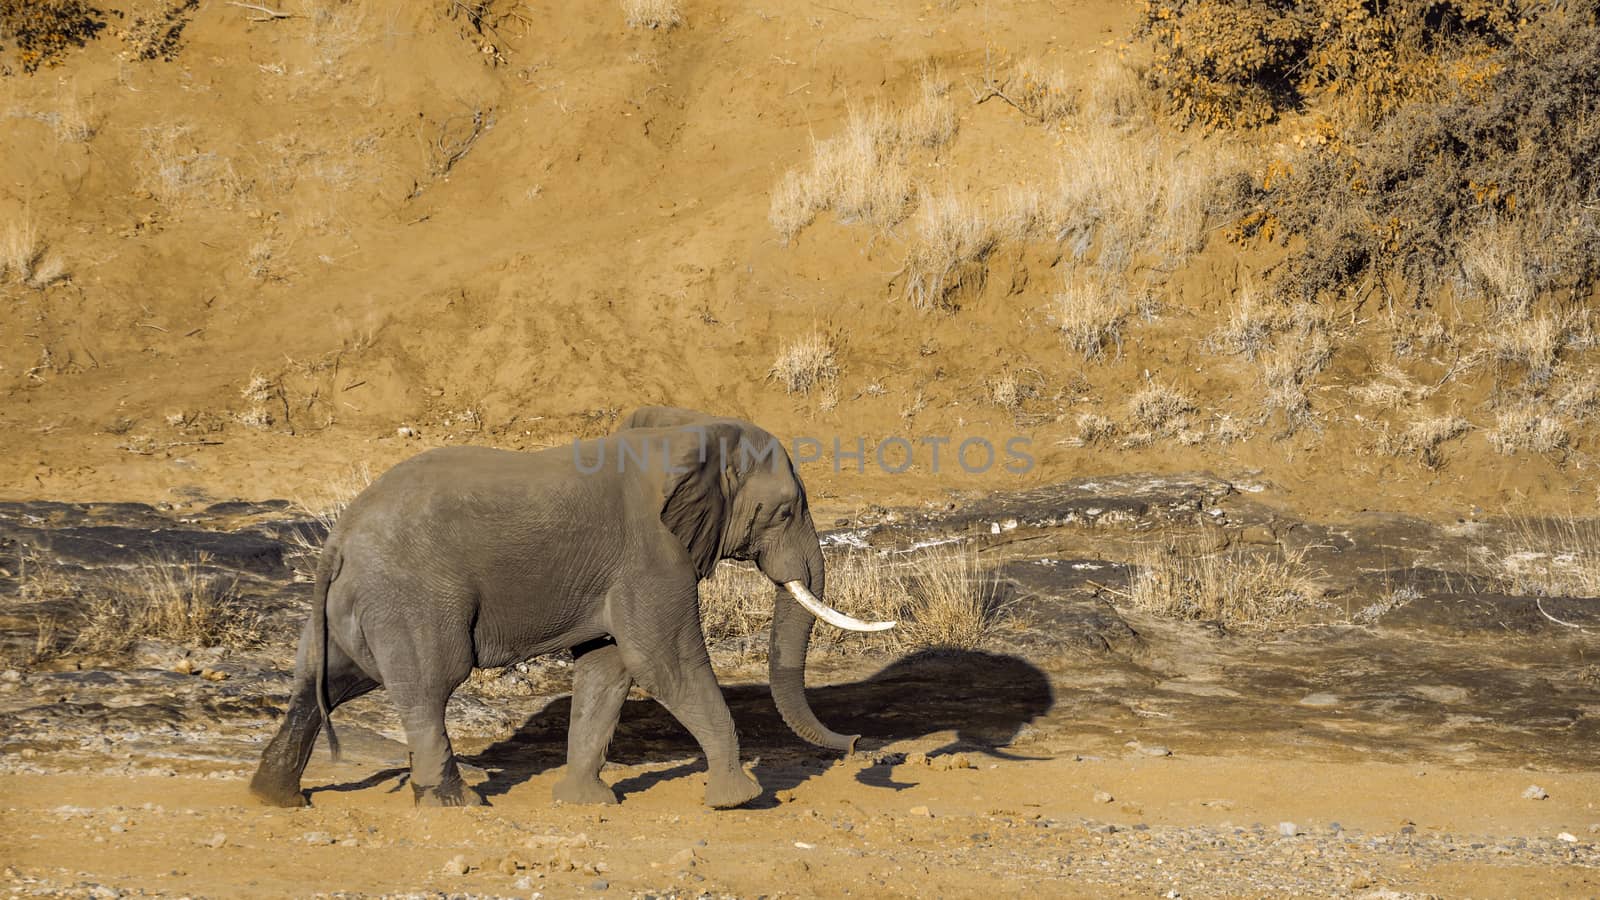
769, 330, 839, 395
986, 57, 1078, 124
697, 561, 774, 645
1206, 281, 1277, 359
1259, 331, 1330, 433
1081, 56, 1150, 126
1054, 274, 1126, 359
76, 555, 262, 654
1376, 414, 1471, 469
901, 189, 997, 311
622, 0, 682, 30
987, 371, 1038, 411
896, 72, 958, 148
1489, 311, 1573, 387
1459, 218, 1535, 319
1127, 538, 1326, 628
1075, 412, 1118, 445
892, 546, 1004, 650
1350, 364, 1434, 410
138, 124, 246, 209
1486, 408, 1570, 456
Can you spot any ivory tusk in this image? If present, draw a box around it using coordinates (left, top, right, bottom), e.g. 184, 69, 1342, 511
784, 581, 896, 632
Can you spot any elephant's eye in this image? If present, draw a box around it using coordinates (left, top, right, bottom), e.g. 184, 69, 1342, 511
776, 506, 792, 521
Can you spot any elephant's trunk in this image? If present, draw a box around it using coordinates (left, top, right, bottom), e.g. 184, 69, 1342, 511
768, 541, 859, 752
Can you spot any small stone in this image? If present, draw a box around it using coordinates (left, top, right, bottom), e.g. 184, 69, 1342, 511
1522, 785, 1549, 800
947, 752, 973, 770
1093, 791, 1114, 804
1139, 745, 1172, 757
1589, 824, 1600, 834
205, 832, 227, 849
442, 854, 469, 876
497, 854, 521, 875
172, 659, 195, 675
513, 876, 533, 890
0, 670, 20, 683
339, 838, 358, 848
1278, 822, 1299, 837
1558, 832, 1578, 843
109, 825, 126, 834
200, 668, 227, 682
1297, 692, 1340, 708
667, 848, 698, 867
905, 751, 928, 767
590, 879, 609, 891
909, 805, 932, 817
302, 831, 331, 844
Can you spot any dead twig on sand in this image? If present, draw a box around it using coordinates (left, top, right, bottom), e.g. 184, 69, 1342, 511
1536, 597, 1589, 632
227, 2, 293, 21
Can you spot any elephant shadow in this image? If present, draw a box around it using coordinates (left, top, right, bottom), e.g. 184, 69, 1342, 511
466, 649, 1054, 805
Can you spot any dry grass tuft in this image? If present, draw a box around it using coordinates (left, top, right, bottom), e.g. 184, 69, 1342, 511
1075, 412, 1118, 445
769, 330, 839, 395
901, 189, 997, 310
1206, 281, 1277, 359
1486, 407, 1569, 456
138, 123, 244, 208
896, 72, 958, 148
697, 561, 774, 647
1498, 515, 1600, 597
1376, 414, 1471, 469
286, 463, 375, 578
622, 0, 681, 30
995, 58, 1078, 123
1489, 312, 1571, 387
1459, 219, 1534, 319
1350, 364, 1434, 410
987, 370, 1038, 411
1127, 538, 1326, 628
75, 554, 262, 654
1126, 381, 1197, 442
1, 213, 67, 288
1054, 275, 1126, 359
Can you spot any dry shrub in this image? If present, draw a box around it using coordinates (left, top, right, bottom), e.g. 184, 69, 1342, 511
1124, 381, 1197, 444
622, 0, 681, 30
1075, 412, 1117, 445
1255, 14, 1600, 309
1489, 312, 1574, 387
769, 74, 956, 243
1206, 281, 1277, 359
1056, 128, 1227, 271
286, 463, 375, 579
0, 0, 107, 72
1486, 408, 1569, 456
901, 189, 996, 310
1054, 274, 1126, 359
697, 561, 773, 645
769, 330, 839, 395
1498, 516, 1600, 597
1082, 56, 1149, 126
138, 124, 245, 208
988, 370, 1038, 411
988, 57, 1078, 123
1375, 414, 1471, 469
1128, 537, 1326, 627
1259, 330, 1330, 433
118, 0, 198, 61
76, 555, 262, 654
1140, 0, 1522, 129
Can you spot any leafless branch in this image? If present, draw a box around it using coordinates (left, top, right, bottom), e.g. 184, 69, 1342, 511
227, 2, 294, 21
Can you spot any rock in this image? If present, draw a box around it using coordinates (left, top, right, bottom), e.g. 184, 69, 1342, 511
513, 876, 534, 890
1589, 824, 1600, 834
172, 659, 195, 675
339, 838, 359, 848
1522, 785, 1549, 800
497, 854, 522, 875
1093, 791, 1114, 804
942, 752, 974, 770
1278, 822, 1300, 837
667, 848, 699, 868
0, 670, 20, 683
905, 751, 929, 767
1297, 692, 1340, 708
205, 832, 227, 848
109, 824, 126, 834
1139, 745, 1172, 757
590, 879, 609, 891
1558, 832, 1578, 843
200, 668, 227, 681
302, 831, 331, 844
442, 854, 469, 876
909, 805, 932, 817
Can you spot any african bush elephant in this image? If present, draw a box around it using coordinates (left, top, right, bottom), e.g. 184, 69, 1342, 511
249, 407, 891, 809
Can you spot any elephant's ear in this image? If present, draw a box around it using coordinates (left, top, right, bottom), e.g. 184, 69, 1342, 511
656, 421, 742, 580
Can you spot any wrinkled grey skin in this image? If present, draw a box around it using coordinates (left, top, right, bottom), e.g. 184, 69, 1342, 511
249, 407, 851, 809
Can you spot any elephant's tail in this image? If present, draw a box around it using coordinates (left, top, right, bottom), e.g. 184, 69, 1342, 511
313, 542, 342, 762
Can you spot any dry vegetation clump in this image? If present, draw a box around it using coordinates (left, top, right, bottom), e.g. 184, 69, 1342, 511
768, 75, 957, 243
1349, 364, 1433, 410
901, 189, 997, 310
1488, 311, 1579, 388
0, 0, 106, 73
1126, 538, 1326, 628
987, 370, 1040, 411
622, 0, 681, 30
1258, 331, 1330, 434
1486, 408, 1570, 456
286, 463, 375, 578
976, 57, 1078, 124
118, 0, 199, 61
138, 124, 246, 209
1498, 516, 1600, 598
1247, 12, 1599, 310
1124, 381, 1197, 445
769, 330, 839, 395
1375, 414, 1471, 469
1075, 412, 1118, 445
1055, 128, 1226, 271
76, 555, 263, 655
1054, 275, 1126, 360
697, 548, 1005, 654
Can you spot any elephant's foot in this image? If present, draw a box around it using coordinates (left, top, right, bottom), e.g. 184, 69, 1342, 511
704, 768, 761, 809
248, 769, 309, 808
552, 775, 619, 806
412, 775, 485, 808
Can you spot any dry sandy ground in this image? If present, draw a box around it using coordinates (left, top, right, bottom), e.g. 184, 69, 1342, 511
3, 753, 1597, 898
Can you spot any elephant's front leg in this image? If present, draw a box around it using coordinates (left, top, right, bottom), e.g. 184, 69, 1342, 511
615, 590, 760, 809
553, 637, 629, 805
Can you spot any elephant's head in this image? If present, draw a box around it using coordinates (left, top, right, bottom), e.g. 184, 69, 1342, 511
621, 406, 891, 752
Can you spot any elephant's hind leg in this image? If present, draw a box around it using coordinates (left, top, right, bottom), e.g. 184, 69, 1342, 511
250, 639, 378, 807
553, 637, 629, 805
